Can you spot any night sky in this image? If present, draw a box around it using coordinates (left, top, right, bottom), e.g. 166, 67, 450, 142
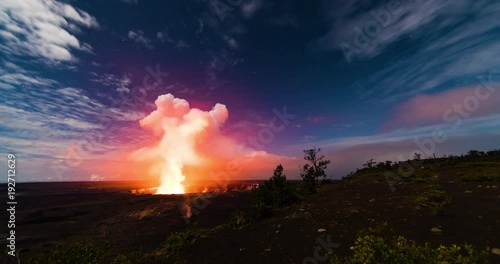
1, 0, 500, 182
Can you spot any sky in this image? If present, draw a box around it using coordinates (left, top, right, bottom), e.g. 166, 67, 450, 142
1, 0, 500, 182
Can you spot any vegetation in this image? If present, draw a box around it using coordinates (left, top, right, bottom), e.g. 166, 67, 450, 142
156, 224, 214, 256
300, 147, 331, 193
363, 158, 376, 169
28, 148, 499, 263
228, 210, 249, 230
251, 164, 296, 218
330, 224, 489, 264
29, 242, 111, 264
415, 185, 452, 215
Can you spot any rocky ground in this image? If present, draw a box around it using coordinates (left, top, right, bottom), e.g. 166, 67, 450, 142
2, 156, 499, 263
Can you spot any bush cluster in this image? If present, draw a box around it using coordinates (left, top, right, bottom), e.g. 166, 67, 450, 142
330, 224, 489, 264
251, 164, 296, 218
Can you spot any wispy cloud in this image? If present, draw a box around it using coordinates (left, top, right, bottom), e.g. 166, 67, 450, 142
128, 30, 153, 49
320, 0, 500, 103
121, 0, 139, 5
0, 0, 98, 63
90, 72, 132, 93
241, 0, 266, 18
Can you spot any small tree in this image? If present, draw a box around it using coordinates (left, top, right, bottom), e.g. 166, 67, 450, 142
414, 153, 422, 161
252, 164, 295, 219
300, 147, 331, 193
363, 158, 376, 169
467, 150, 480, 157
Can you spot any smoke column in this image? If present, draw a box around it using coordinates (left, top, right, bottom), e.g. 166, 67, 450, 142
136, 94, 228, 194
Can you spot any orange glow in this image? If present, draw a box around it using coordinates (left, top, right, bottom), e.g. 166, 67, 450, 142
128, 94, 296, 194
134, 94, 228, 194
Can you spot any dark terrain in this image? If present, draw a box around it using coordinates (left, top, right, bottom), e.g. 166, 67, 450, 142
1, 155, 499, 263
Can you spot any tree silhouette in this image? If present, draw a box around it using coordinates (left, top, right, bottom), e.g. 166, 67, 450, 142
363, 158, 376, 169
300, 147, 331, 192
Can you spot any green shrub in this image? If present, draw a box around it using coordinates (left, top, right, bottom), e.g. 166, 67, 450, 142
330, 224, 489, 264
29, 242, 110, 264
158, 225, 210, 255
229, 211, 249, 230
112, 250, 148, 264
461, 173, 500, 182
415, 187, 452, 215
251, 165, 296, 219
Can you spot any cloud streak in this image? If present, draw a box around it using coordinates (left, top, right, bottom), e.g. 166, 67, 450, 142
0, 0, 98, 62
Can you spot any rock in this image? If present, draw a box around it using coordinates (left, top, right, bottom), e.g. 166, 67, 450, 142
492, 185, 498, 189
464, 190, 473, 193
492, 248, 500, 255
431, 227, 442, 233
369, 198, 375, 203
239, 248, 245, 251
318, 228, 327, 233
264, 248, 271, 252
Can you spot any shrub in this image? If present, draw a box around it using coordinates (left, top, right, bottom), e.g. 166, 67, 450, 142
251, 165, 296, 218
330, 224, 489, 264
28, 242, 110, 264
112, 250, 149, 264
461, 173, 500, 182
228, 211, 249, 230
415, 187, 452, 215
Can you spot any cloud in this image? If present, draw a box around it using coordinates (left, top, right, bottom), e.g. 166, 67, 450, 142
176, 40, 190, 49
313, 0, 456, 59
223, 35, 238, 49
335, 0, 500, 103
156, 32, 165, 41
205, 50, 243, 92
128, 30, 153, 49
0, 0, 98, 62
90, 72, 132, 93
383, 85, 500, 130
121, 0, 139, 4
0, 66, 57, 89
284, 113, 500, 177
242, 0, 265, 18
164, 83, 195, 95
0, 61, 147, 175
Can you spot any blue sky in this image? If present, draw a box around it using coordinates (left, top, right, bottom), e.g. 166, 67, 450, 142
1, 0, 500, 182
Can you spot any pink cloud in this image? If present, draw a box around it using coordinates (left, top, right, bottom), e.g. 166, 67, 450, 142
383, 85, 500, 131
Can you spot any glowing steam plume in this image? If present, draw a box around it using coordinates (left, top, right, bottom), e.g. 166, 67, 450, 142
137, 94, 228, 194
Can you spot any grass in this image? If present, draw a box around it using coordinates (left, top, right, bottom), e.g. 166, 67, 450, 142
330, 224, 489, 264
415, 185, 452, 215
28, 242, 111, 264
228, 210, 250, 230
460, 172, 500, 182
454, 158, 500, 182
27, 152, 500, 263
155, 224, 215, 256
